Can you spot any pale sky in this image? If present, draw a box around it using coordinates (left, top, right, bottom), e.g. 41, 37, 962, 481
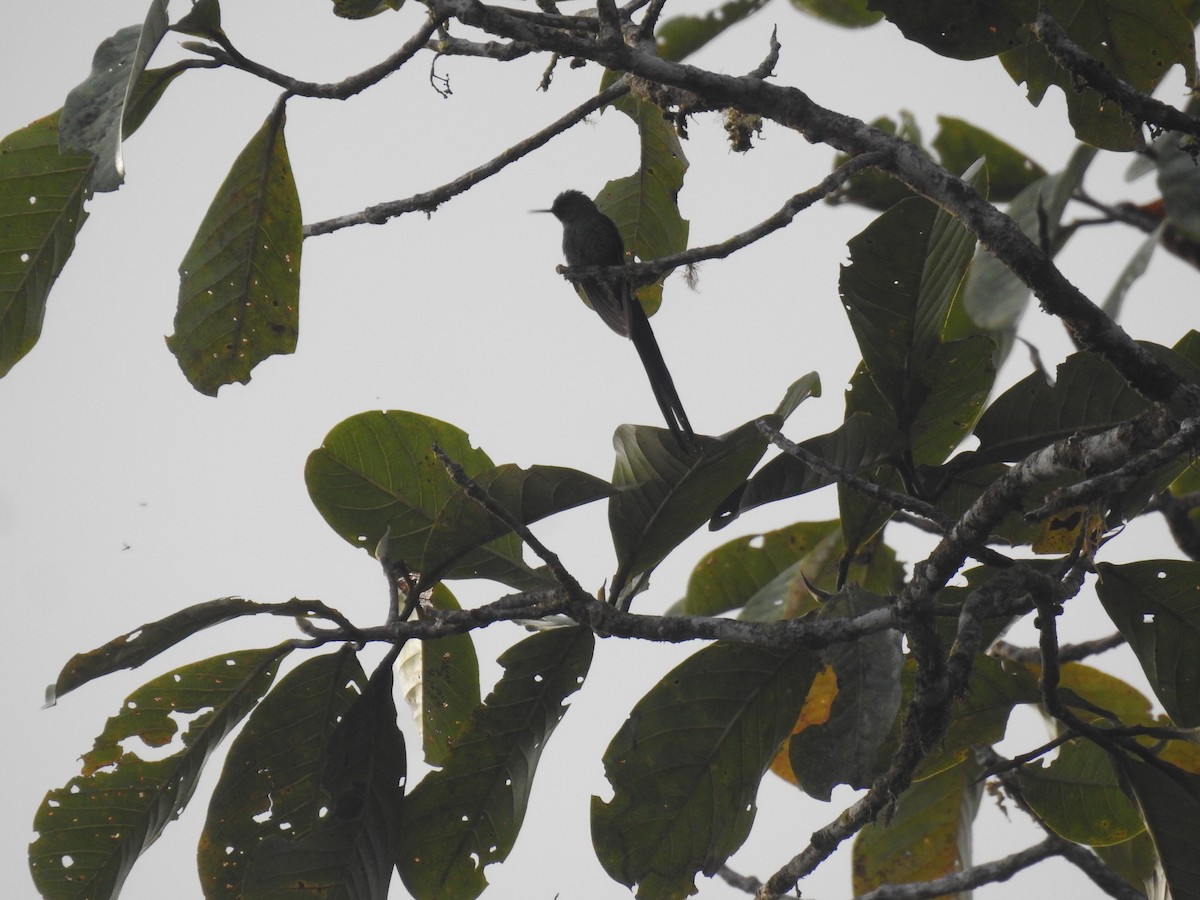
3, 2, 1194, 898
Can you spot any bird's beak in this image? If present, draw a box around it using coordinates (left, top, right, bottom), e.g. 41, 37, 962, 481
530, 208, 552, 214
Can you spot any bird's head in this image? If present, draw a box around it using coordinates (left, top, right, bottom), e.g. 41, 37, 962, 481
534, 189, 598, 224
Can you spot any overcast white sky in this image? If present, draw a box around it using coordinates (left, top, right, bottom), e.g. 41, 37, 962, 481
3, 2, 1195, 898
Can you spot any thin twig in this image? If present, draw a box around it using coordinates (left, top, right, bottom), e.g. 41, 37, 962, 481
303, 79, 630, 235
559, 152, 888, 287
192, 12, 443, 100
855, 837, 1062, 900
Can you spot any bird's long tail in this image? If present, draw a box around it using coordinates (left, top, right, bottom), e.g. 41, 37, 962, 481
628, 303, 696, 451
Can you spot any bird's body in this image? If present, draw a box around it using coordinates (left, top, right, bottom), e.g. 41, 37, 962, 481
543, 190, 695, 450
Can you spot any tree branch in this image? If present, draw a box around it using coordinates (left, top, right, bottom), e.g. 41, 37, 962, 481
190, 12, 443, 99
855, 837, 1062, 900
303, 79, 630, 235
1031, 12, 1200, 141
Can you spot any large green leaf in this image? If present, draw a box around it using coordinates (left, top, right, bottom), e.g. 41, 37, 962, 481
0, 112, 93, 377
720, 412, 905, 523
838, 165, 979, 431
29, 646, 288, 899
422, 463, 613, 582
955, 145, 1095, 343
591, 641, 821, 899
1095, 832, 1161, 897
609, 419, 770, 604
167, 99, 302, 395
596, 83, 689, 317
932, 116, 1046, 202
59, 0, 170, 192
852, 762, 982, 894
788, 587, 903, 800
866, 0, 1034, 59
972, 342, 1200, 465
1001, 0, 1196, 150
305, 410, 549, 590
49, 597, 322, 701
790, 0, 882, 28
671, 520, 844, 617
908, 333, 995, 465
1116, 754, 1200, 900
658, 0, 774, 62
1019, 738, 1145, 846
875, 655, 1040, 781
397, 627, 594, 900
1096, 560, 1200, 727
197, 648, 404, 898
397, 584, 481, 767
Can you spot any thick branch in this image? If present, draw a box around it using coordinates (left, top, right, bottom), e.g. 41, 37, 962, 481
1032, 12, 1200, 141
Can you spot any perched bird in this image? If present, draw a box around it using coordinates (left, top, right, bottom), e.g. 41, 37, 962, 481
538, 190, 695, 450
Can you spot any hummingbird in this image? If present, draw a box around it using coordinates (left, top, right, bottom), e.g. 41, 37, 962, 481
537, 190, 696, 451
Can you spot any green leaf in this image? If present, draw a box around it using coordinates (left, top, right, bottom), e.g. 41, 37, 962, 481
1157, 130, 1200, 238
331, 0, 404, 19
48, 597, 321, 701
671, 520, 843, 617
789, 587, 902, 800
59, 0, 171, 192
397, 627, 594, 900
122, 63, 191, 138
167, 99, 302, 395
720, 412, 905, 525
591, 641, 822, 898
922, 655, 1039, 778
852, 762, 982, 893
172, 0, 223, 39
957, 145, 1095, 344
1115, 754, 1200, 900
397, 584, 481, 767
838, 166, 979, 430
0, 112, 93, 378
1095, 832, 1162, 897
774, 370, 822, 420
658, 0, 773, 62
1019, 738, 1145, 846
1102, 222, 1164, 321
789, 0, 883, 28
305, 410, 550, 590
741, 529, 903, 622
972, 342, 1200, 466
932, 116, 1046, 202
1096, 560, 1200, 727
875, 655, 1039, 781
198, 648, 404, 898
866, 0, 1033, 59
908, 333, 995, 465
609, 419, 770, 603
29, 646, 288, 899
422, 463, 613, 583
597, 87, 689, 317
1000, 0, 1197, 150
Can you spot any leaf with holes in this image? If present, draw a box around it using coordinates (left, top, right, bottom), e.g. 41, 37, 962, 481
29, 646, 288, 899
397, 627, 594, 900
168, 99, 302, 395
